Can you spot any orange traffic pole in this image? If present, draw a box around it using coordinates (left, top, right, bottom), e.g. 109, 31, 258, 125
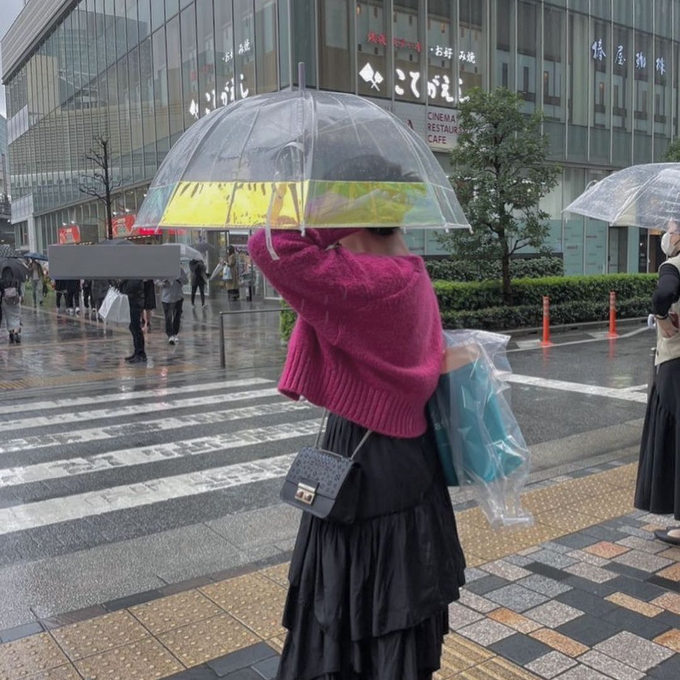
608, 291, 619, 338
541, 296, 553, 347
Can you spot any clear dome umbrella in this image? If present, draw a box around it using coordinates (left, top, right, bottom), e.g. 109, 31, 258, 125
563, 163, 680, 231
136, 87, 470, 234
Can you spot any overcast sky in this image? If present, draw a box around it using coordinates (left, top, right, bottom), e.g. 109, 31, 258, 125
0, 0, 27, 118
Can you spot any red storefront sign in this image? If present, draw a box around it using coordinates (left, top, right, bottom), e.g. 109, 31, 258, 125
367, 32, 422, 52
58, 226, 81, 244
111, 214, 136, 238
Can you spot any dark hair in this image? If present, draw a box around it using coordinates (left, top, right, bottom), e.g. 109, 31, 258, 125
227, 245, 236, 255
323, 155, 415, 238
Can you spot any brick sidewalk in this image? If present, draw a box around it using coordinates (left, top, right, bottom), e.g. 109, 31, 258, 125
2, 460, 680, 680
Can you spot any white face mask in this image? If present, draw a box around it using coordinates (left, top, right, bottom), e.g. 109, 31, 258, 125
662, 231, 678, 257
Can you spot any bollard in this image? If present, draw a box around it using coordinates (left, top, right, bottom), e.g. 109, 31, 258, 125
608, 291, 619, 338
540, 296, 553, 347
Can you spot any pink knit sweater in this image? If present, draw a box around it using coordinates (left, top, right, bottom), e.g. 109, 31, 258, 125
248, 228, 443, 438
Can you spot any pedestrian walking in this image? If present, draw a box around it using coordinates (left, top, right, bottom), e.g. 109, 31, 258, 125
190, 258, 207, 308
224, 246, 239, 301
142, 279, 157, 330
29, 259, 44, 307
636, 219, 680, 543
119, 279, 147, 363
65, 279, 80, 314
249, 220, 466, 679
54, 278, 67, 311
0, 266, 23, 344
159, 268, 188, 345
91, 279, 109, 319
82, 279, 93, 314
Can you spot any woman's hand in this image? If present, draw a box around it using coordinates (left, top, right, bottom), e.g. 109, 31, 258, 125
658, 316, 679, 339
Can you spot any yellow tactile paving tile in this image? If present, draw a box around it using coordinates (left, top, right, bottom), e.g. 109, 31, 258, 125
0, 633, 70, 680
529, 629, 589, 658
24, 665, 82, 680
658, 547, 680, 561
434, 633, 495, 679
259, 562, 290, 589
157, 614, 259, 668
74, 637, 183, 680
454, 656, 543, 679
200, 573, 288, 640
129, 590, 222, 636
605, 592, 664, 618
266, 637, 285, 654
533, 508, 597, 533
653, 629, 680, 653
50, 610, 148, 662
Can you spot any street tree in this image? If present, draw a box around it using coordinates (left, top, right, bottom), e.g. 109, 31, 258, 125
78, 136, 119, 240
440, 87, 560, 305
664, 138, 680, 162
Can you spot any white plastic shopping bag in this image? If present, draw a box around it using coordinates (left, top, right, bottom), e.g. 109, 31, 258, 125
99, 288, 131, 324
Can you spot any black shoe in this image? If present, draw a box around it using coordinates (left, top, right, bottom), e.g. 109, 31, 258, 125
8, 333, 14, 344
125, 353, 137, 362
14, 334, 21, 345
654, 528, 680, 545
129, 354, 147, 364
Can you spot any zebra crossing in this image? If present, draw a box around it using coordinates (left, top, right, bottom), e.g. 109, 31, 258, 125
0, 376, 321, 565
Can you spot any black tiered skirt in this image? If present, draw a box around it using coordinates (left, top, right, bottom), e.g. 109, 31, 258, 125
635, 357, 680, 518
277, 414, 467, 680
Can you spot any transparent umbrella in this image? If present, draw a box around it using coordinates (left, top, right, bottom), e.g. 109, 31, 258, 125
136, 88, 469, 233
563, 163, 680, 231
162, 243, 203, 261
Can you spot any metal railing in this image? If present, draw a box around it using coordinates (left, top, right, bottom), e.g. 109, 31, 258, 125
218, 307, 283, 369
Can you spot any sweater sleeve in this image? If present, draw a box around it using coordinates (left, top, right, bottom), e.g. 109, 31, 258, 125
249, 228, 367, 339
653, 264, 680, 316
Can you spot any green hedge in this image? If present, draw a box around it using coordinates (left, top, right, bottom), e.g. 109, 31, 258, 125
433, 274, 657, 312
426, 256, 564, 282
280, 274, 656, 339
281, 303, 296, 342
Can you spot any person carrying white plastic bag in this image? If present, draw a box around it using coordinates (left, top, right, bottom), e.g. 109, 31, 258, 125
428, 329, 532, 528
98, 287, 131, 324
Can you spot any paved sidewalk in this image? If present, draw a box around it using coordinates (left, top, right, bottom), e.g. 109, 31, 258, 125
3, 459, 680, 680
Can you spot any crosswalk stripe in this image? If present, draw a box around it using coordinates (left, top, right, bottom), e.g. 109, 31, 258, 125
0, 378, 273, 417
507, 374, 648, 403
0, 387, 282, 433
0, 406, 316, 487
0, 453, 298, 535
1, 415, 318, 489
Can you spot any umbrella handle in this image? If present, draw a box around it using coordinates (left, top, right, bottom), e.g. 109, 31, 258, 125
265, 189, 281, 261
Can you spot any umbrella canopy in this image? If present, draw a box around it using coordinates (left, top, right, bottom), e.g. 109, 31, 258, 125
162, 243, 204, 261
136, 90, 469, 232
564, 163, 680, 231
22, 252, 48, 261
0, 258, 30, 282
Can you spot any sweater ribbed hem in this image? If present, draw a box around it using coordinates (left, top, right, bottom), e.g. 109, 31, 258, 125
279, 344, 428, 439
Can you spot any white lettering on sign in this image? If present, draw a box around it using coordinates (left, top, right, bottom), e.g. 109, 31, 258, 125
591, 39, 606, 61
636, 52, 647, 69
360, 62, 455, 102
189, 75, 249, 118
656, 57, 666, 75
616, 45, 626, 66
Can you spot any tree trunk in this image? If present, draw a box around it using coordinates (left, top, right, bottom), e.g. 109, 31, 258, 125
501, 240, 513, 306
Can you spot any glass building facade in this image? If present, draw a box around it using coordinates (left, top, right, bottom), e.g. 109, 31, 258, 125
4, 0, 680, 274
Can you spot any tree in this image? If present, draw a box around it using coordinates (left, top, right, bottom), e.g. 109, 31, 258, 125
440, 88, 561, 305
78, 136, 119, 240
664, 138, 680, 162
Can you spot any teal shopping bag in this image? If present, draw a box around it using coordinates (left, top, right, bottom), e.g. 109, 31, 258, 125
428, 354, 524, 487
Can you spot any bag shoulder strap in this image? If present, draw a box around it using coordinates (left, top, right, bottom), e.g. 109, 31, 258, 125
315, 409, 372, 459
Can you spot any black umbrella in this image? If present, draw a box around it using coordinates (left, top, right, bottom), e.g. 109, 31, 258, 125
0, 258, 30, 282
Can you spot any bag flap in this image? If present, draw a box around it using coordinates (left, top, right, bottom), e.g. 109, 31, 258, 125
286, 446, 354, 500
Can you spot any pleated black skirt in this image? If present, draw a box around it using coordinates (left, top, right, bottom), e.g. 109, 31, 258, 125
277, 414, 467, 680
635, 357, 680, 518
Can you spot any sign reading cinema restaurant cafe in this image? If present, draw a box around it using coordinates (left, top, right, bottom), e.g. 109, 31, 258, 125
368, 99, 459, 152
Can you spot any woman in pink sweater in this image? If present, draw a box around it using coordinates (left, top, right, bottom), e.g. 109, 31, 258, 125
249, 174, 466, 680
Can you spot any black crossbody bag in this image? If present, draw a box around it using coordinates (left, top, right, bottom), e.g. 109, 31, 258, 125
280, 411, 372, 524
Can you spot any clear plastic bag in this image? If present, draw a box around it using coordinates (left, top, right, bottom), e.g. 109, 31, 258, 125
428, 329, 532, 528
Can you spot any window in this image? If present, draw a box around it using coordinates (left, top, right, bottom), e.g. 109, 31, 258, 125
357, 1, 388, 98
394, 0, 421, 103
215, 0, 235, 105
166, 16, 183, 142
181, 6, 199, 129
319, 0, 352, 92
234, 0, 255, 98
255, 0, 278, 93
152, 27, 170, 161
196, 0, 217, 113
428, 0, 455, 107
